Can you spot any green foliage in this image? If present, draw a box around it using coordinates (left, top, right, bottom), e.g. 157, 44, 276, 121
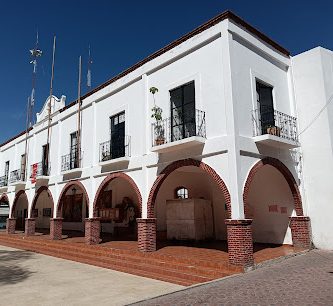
149, 86, 159, 95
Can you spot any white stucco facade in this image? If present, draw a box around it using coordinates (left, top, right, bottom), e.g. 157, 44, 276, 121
0, 12, 330, 250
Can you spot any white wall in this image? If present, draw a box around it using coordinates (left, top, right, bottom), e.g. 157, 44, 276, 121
292, 47, 333, 250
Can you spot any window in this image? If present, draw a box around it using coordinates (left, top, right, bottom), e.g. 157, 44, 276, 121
110, 112, 125, 159
70, 132, 79, 169
175, 187, 189, 199
256, 81, 275, 134
170, 81, 196, 141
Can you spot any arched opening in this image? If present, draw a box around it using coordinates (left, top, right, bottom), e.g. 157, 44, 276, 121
148, 159, 231, 256
243, 157, 305, 260
93, 173, 142, 243
12, 191, 29, 232
30, 186, 54, 235
0, 194, 9, 229
57, 181, 89, 239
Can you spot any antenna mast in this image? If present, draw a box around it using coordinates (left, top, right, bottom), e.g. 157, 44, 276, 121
24, 32, 42, 180
87, 45, 92, 90
77, 56, 82, 167
46, 36, 56, 171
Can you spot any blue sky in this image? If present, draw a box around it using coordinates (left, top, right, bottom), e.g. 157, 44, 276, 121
0, 0, 332, 143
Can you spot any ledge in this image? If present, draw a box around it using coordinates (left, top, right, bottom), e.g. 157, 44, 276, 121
61, 168, 82, 176
253, 134, 300, 149
99, 156, 130, 167
151, 136, 206, 153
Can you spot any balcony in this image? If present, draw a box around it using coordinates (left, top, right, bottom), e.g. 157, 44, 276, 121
99, 136, 130, 166
30, 162, 50, 184
61, 149, 83, 175
0, 175, 8, 190
151, 109, 206, 153
252, 108, 300, 149
9, 169, 26, 186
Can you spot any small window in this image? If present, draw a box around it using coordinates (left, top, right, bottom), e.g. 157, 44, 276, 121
175, 187, 189, 199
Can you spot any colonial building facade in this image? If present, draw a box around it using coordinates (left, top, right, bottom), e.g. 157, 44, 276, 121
1, 11, 329, 268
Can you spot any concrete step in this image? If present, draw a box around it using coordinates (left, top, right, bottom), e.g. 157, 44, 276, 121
0, 236, 230, 285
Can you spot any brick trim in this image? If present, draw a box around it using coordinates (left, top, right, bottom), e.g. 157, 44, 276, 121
85, 218, 101, 245
92, 172, 142, 218
30, 186, 54, 218
289, 216, 311, 249
6, 218, 16, 234
225, 218, 254, 267
243, 157, 304, 218
0, 193, 9, 203
56, 181, 89, 218
147, 158, 231, 218
25, 218, 36, 236
137, 218, 157, 252
50, 218, 63, 240
11, 190, 28, 218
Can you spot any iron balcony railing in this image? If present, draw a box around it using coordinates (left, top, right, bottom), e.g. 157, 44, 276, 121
152, 109, 206, 147
30, 162, 50, 178
0, 175, 8, 187
9, 169, 25, 184
252, 108, 298, 142
99, 135, 131, 162
61, 146, 83, 172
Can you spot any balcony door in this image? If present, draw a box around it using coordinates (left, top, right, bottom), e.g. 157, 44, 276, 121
70, 132, 78, 169
42, 144, 49, 175
256, 81, 275, 134
4, 161, 9, 185
110, 112, 125, 159
170, 81, 196, 142
20, 154, 26, 181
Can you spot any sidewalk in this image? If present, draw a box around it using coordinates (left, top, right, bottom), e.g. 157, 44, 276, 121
134, 250, 333, 305
0, 245, 183, 306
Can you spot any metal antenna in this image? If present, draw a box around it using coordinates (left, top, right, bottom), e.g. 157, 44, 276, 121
77, 56, 82, 167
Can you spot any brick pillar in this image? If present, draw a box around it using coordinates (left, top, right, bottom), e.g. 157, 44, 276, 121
85, 218, 101, 245
289, 216, 311, 249
25, 218, 36, 236
6, 218, 16, 234
137, 218, 156, 252
50, 218, 63, 240
226, 219, 254, 268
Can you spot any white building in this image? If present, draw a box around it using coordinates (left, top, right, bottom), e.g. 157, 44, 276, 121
1, 11, 330, 267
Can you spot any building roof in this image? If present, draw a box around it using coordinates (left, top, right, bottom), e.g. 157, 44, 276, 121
0, 10, 289, 148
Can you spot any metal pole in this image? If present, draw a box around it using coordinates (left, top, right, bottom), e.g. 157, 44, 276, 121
46, 36, 56, 171
77, 56, 82, 167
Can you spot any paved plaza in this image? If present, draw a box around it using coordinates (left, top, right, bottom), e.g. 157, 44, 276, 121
0, 245, 183, 306
134, 250, 333, 305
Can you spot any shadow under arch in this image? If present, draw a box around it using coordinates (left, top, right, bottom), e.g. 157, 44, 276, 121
92, 172, 142, 218
243, 156, 304, 218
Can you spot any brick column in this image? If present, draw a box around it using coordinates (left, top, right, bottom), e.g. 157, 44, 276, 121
226, 219, 254, 268
85, 218, 101, 245
137, 218, 156, 252
6, 218, 16, 234
289, 216, 311, 249
25, 218, 36, 236
50, 218, 63, 240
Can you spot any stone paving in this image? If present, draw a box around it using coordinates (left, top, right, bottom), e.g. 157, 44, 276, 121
133, 250, 333, 305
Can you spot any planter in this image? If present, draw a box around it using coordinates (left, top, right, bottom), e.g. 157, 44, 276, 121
155, 137, 165, 146
267, 126, 281, 137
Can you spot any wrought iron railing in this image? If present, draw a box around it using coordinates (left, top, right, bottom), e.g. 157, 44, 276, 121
9, 169, 25, 184
0, 175, 8, 187
99, 136, 131, 162
61, 147, 83, 172
152, 109, 206, 147
30, 162, 50, 178
252, 108, 298, 142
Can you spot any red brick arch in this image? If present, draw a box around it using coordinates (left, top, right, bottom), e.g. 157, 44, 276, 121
11, 190, 28, 218
243, 157, 304, 218
92, 172, 142, 217
147, 158, 231, 218
30, 186, 55, 217
56, 180, 89, 218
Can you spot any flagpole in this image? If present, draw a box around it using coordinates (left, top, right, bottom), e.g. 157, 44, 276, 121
77, 56, 82, 168
46, 36, 56, 173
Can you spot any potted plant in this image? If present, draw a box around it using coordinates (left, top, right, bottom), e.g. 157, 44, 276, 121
266, 124, 281, 137
150, 87, 165, 145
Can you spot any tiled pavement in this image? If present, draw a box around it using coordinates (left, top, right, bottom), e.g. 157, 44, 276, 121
133, 250, 333, 305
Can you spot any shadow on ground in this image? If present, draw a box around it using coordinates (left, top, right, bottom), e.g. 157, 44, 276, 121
0, 249, 35, 285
